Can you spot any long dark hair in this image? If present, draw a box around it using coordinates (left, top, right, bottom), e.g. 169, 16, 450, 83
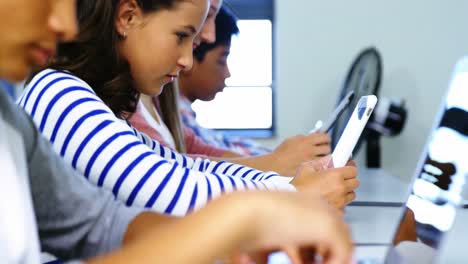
45, 0, 179, 118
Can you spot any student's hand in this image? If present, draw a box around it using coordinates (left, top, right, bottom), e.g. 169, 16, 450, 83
291, 156, 359, 210
243, 191, 354, 264
89, 190, 352, 264
247, 246, 331, 264
270, 133, 331, 176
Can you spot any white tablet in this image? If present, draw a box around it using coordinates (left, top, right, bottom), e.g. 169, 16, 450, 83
319, 91, 355, 133
331, 95, 378, 167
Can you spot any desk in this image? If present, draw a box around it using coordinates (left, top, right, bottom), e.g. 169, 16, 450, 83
347, 169, 406, 245
352, 168, 409, 206
346, 206, 401, 244
354, 168, 468, 204
347, 206, 468, 263
346, 169, 468, 262
438, 209, 468, 263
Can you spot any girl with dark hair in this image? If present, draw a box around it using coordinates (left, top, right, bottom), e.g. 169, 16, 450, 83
130, 5, 336, 177
0, 0, 355, 262
19, 0, 359, 216
134, 0, 223, 154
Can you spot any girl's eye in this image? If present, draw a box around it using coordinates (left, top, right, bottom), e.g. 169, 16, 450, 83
176, 32, 189, 44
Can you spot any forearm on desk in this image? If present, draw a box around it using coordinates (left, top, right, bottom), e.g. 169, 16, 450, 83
122, 212, 179, 245
87, 194, 256, 264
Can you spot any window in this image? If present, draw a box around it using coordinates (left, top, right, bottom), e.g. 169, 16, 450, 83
192, 86, 273, 129
191, 1, 275, 137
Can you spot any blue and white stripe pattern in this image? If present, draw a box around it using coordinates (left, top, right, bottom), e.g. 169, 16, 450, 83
18, 69, 295, 216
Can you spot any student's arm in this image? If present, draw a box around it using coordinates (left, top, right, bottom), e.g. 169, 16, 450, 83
183, 126, 233, 156
2, 91, 142, 261
221, 150, 244, 158
120, 212, 178, 245
130, 104, 328, 177
211, 133, 332, 176
129, 107, 328, 176
88, 191, 354, 264
18, 69, 295, 217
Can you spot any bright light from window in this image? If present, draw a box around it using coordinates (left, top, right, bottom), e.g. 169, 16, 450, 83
192, 19, 273, 131
225, 20, 272, 87
192, 87, 272, 129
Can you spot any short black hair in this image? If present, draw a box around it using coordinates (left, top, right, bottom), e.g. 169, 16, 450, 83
193, 5, 239, 62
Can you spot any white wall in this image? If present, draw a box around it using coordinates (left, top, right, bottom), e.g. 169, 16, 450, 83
257, 1, 468, 182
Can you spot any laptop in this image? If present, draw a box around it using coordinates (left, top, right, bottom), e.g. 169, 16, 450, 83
269, 57, 468, 264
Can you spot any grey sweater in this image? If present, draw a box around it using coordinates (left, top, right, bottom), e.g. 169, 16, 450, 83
0, 88, 142, 262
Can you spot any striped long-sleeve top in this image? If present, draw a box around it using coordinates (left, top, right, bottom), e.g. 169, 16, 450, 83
18, 69, 295, 216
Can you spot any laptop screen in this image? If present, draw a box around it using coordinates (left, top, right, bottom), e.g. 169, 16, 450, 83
386, 59, 468, 263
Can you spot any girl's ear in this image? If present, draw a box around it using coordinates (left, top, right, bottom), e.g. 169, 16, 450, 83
115, 0, 144, 38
